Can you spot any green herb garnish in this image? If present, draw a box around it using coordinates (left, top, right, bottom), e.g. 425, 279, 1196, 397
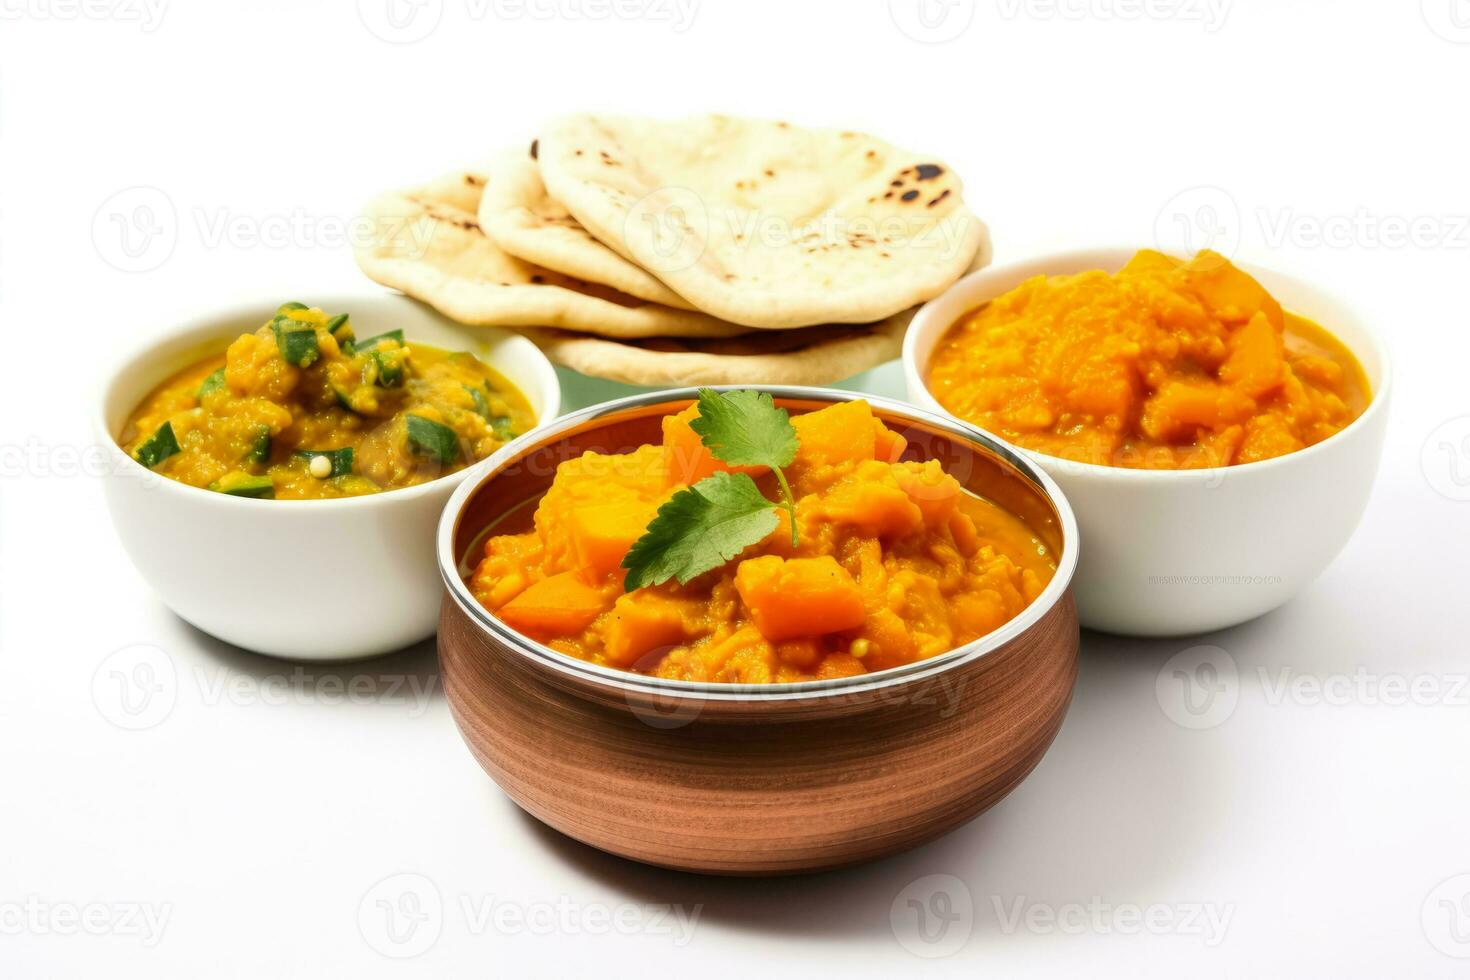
620, 389, 801, 591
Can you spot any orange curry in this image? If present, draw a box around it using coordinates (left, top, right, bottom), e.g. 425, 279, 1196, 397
469, 400, 1056, 684
926, 250, 1370, 469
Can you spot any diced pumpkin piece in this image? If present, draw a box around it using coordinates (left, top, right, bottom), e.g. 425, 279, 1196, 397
872, 419, 907, 463
569, 497, 656, 577
892, 460, 962, 527
1120, 248, 1182, 277
662, 404, 765, 486
792, 400, 877, 466
1219, 312, 1286, 398
496, 572, 607, 638
1139, 380, 1256, 442
814, 653, 867, 679
735, 555, 866, 643
819, 479, 923, 538
604, 593, 688, 668
1184, 251, 1284, 330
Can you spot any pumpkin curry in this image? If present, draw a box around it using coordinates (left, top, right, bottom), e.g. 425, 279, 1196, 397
122, 303, 534, 499
470, 398, 1056, 684
926, 250, 1370, 469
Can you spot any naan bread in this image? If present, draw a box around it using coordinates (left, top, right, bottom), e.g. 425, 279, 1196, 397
477, 147, 696, 310
354, 169, 747, 339
522, 310, 912, 387
537, 114, 986, 329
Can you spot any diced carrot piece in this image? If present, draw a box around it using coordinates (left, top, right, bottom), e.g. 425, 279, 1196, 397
603, 593, 688, 668
568, 497, 656, 577
1184, 252, 1284, 330
872, 419, 907, 463
734, 555, 867, 642
662, 404, 765, 487
1218, 312, 1286, 398
496, 572, 607, 638
792, 401, 877, 466
820, 480, 923, 538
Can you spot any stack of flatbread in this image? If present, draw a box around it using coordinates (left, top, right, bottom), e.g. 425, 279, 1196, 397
355, 114, 990, 386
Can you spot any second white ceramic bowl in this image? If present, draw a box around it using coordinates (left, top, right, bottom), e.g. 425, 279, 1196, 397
903, 247, 1391, 637
97, 291, 561, 661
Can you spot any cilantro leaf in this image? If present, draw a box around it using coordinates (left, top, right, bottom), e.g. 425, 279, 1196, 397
621, 471, 780, 591
689, 388, 800, 547
688, 388, 798, 469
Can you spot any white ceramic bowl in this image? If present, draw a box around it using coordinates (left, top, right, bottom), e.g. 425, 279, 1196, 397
96, 291, 561, 661
903, 247, 1391, 637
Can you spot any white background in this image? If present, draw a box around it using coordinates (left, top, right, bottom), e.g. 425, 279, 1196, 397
2, 0, 1469, 975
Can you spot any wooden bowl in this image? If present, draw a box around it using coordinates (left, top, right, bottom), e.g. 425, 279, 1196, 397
437, 388, 1080, 875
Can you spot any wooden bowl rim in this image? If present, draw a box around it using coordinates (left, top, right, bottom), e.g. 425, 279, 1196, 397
436, 385, 1080, 704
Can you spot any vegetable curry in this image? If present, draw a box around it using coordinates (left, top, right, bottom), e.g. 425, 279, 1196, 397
470, 398, 1056, 684
926, 250, 1370, 469
122, 303, 534, 499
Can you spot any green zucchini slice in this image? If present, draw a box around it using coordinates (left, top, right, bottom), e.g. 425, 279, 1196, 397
209, 472, 275, 498
405, 415, 459, 464
463, 384, 491, 420
294, 447, 354, 477
197, 368, 226, 400
490, 415, 517, 440
353, 329, 404, 353
272, 317, 320, 367
371, 350, 404, 388
134, 421, 180, 469
247, 425, 271, 465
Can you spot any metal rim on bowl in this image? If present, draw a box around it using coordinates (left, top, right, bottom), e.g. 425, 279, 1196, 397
437, 385, 1080, 704
902, 245, 1395, 483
